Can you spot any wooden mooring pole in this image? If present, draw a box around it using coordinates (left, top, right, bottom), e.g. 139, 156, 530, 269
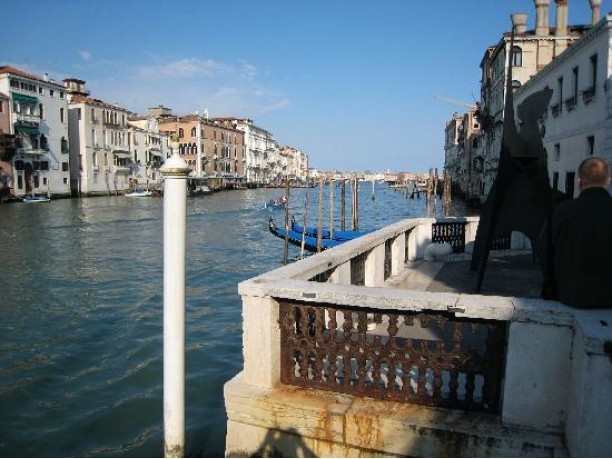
283, 179, 290, 265
317, 178, 324, 252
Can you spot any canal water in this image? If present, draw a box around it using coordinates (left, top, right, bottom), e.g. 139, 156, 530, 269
0, 184, 470, 457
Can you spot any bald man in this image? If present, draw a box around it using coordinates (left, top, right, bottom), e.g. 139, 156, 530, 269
550, 157, 612, 308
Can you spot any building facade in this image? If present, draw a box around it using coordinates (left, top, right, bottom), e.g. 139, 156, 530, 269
65, 79, 134, 196
158, 114, 246, 178
514, 12, 612, 198
0, 66, 71, 198
447, 0, 602, 203
126, 115, 170, 188
233, 119, 279, 185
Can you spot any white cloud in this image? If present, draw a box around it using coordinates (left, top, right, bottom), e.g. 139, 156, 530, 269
79, 50, 91, 61
136, 57, 230, 79
86, 56, 290, 118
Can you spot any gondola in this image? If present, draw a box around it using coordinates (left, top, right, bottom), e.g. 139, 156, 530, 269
290, 216, 372, 241
268, 218, 342, 252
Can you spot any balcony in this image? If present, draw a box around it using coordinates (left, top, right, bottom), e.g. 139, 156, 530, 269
550, 103, 561, 117
14, 112, 41, 124
582, 86, 595, 104
114, 165, 130, 173
225, 217, 611, 457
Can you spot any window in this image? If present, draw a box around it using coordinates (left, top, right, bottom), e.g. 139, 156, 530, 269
50, 89, 54, 97
587, 136, 595, 156
60, 107, 65, 123
552, 172, 559, 190
512, 46, 522, 67
557, 77, 563, 108
62, 162, 69, 172
60, 91, 64, 99
63, 178, 68, 185
179, 128, 184, 138
572, 66, 579, 100
584, 54, 598, 103
39, 103, 44, 119
61, 137, 68, 153
554, 143, 560, 161
40, 161, 49, 170
565, 171, 575, 198
78, 108, 82, 120
191, 127, 197, 137
589, 54, 598, 89
93, 152, 98, 167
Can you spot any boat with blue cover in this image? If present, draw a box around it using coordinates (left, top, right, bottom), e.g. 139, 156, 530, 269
268, 218, 342, 252
290, 216, 373, 241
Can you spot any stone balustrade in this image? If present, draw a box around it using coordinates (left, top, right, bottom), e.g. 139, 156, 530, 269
224, 216, 612, 457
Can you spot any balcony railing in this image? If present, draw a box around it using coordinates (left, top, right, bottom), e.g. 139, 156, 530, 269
582, 86, 595, 104
15, 113, 41, 124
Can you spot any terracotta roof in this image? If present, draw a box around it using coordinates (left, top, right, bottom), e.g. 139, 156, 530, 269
0, 65, 64, 88
69, 94, 132, 113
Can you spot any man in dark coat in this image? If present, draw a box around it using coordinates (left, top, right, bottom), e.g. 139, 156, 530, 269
550, 157, 612, 308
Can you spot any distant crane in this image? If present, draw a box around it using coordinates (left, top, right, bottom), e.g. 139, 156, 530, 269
434, 95, 479, 110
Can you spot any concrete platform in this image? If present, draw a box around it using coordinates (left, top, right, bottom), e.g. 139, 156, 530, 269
395, 252, 544, 298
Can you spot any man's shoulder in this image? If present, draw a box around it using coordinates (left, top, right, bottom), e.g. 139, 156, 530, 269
553, 187, 611, 220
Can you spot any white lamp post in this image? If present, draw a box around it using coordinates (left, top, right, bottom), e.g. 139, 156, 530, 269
160, 135, 190, 458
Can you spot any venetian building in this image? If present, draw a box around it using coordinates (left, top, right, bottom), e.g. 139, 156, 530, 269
64, 78, 133, 196
513, 8, 611, 198
0, 66, 71, 198
476, 0, 591, 201
127, 113, 170, 187
159, 114, 202, 176
232, 118, 278, 185
208, 118, 246, 178
279, 145, 309, 183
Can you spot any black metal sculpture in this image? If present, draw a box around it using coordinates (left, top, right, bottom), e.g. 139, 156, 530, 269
470, 30, 554, 292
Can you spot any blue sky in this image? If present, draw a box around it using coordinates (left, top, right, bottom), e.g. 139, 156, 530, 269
2, 0, 602, 173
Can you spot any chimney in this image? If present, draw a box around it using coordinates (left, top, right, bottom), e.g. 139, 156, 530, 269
511, 13, 528, 34
534, 0, 551, 36
589, 0, 602, 24
555, 0, 568, 36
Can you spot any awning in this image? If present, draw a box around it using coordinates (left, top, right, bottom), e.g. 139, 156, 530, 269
15, 123, 39, 136
113, 150, 131, 159
11, 92, 38, 104
149, 149, 162, 157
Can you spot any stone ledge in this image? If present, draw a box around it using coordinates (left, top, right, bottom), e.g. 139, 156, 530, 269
224, 373, 567, 457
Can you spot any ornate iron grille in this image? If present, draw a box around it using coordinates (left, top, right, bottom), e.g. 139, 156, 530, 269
350, 251, 367, 286
279, 301, 506, 414
384, 239, 393, 280
431, 222, 467, 253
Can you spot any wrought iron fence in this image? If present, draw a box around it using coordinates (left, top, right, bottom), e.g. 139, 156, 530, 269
431, 222, 467, 253
279, 301, 506, 414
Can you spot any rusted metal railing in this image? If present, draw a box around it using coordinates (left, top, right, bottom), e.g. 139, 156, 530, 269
279, 301, 506, 414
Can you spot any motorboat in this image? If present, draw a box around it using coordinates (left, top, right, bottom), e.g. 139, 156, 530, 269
125, 189, 154, 198
22, 195, 50, 203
